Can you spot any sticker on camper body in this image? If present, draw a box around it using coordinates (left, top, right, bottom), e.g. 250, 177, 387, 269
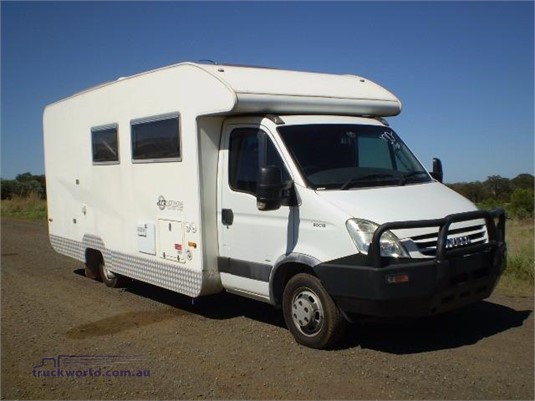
156, 195, 184, 211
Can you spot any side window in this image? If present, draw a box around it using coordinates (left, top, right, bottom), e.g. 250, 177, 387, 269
131, 115, 180, 162
92, 125, 119, 164
229, 128, 290, 195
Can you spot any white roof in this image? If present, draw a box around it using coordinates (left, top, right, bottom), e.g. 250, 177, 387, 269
50, 62, 402, 117
193, 63, 402, 116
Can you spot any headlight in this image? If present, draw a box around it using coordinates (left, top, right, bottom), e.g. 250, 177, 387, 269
346, 219, 409, 258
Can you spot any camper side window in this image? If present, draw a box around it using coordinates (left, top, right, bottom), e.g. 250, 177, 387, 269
92, 125, 119, 164
229, 128, 289, 195
131, 115, 181, 162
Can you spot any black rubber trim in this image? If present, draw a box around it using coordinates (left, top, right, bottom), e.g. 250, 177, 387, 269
218, 257, 272, 282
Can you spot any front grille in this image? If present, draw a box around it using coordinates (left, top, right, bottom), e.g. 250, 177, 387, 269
410, 224, 487, 257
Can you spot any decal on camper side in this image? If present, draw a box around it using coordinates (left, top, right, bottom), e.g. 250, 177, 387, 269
156, 195, 184, 211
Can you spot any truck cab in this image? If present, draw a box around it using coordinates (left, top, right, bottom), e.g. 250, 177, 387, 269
217, 114, 506, 348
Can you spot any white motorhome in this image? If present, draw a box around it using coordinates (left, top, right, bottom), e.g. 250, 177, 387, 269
44, 62, 506, 349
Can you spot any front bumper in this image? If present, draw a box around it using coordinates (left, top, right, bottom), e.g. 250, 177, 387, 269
314, 209, 507, 317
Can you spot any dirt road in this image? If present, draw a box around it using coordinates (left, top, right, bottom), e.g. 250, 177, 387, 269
1, 218, 533, 400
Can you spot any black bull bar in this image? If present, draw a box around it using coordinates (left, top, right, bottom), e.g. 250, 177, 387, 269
369, 208, 506, 268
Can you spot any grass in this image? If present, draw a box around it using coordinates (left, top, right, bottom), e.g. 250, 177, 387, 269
1, 194, 533, 296
497, 218, 534, 296
1, 192, 47, 220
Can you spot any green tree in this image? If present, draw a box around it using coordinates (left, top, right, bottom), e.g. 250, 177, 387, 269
510, 188, 534, 219
1, 179, 16, 200
511, 174, 534, 191
0, 173, 46, 199
448, 181, 489, 203
484, 175, 511, 202
15, 172, 35, 182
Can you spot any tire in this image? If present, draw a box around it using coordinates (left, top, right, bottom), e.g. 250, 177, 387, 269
84, 263, 99, 280
98, 258, 124, 288
282, 273, 346, 349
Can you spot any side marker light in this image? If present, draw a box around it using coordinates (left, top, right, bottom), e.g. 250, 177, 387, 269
386, 274, 409, 284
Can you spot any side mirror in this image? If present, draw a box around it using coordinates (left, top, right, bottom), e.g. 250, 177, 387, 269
430, 158, 443, 183
257, 166, 284, 211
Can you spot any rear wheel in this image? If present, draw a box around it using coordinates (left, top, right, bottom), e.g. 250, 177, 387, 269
84, 262, 99, 280
98, 258, 124, 288
85, 250, 102, 281
282, 273, 345, 349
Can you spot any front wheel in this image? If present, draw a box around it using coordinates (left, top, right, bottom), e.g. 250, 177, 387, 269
282, 273, 346, 349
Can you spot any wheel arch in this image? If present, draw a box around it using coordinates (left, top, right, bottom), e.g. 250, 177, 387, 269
269, 253, 321, 306
84, 247, 104, 280
85, 247, 104, 265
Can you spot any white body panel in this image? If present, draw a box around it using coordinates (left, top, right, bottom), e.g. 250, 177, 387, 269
316, 182, 479, 238
44, 64, 237, 296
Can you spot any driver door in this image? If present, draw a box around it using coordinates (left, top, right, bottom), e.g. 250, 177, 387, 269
218, 123, 294, 300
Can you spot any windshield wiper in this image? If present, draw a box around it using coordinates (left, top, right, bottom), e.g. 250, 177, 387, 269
341, 174, 396, 190
398, 171, 429, 186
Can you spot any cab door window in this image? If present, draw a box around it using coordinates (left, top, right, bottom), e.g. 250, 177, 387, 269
229, 128, 290, 195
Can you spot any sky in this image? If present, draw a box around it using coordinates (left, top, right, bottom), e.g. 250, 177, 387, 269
1, 1, 533, 183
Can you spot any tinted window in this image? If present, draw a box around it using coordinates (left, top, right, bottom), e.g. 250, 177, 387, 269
278, 124, 430, 189
92, 125, 119, 164
229, 128, 290, 195
358, 135, 393, 169
132, 116, 180, 161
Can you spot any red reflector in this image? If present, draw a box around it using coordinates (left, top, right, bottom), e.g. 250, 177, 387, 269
174, 243, 183, 251
387, 274, 409, 284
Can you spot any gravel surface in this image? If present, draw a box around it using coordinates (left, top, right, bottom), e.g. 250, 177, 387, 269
1, 218, 533, 400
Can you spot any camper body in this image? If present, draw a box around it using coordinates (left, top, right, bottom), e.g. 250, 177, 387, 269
44, 62, 506, 348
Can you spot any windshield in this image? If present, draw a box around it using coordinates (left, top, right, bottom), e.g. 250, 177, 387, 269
277, 124, 431, 190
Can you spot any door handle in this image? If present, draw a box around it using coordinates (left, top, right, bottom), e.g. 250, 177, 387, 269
222, 209, 234, 226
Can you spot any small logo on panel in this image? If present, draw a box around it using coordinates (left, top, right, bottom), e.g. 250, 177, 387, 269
157, 196, 167, 210
156, 196, 183, 211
